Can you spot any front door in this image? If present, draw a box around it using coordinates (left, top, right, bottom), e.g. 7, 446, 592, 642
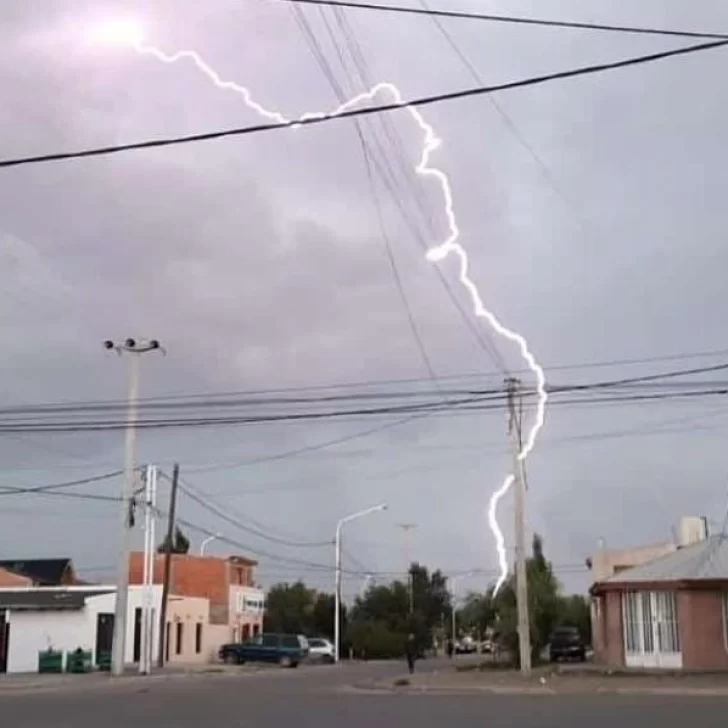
96, 613, 114, 662
622, 591, 681, 668
133, 608, 142, 663
0, 611, 8, 673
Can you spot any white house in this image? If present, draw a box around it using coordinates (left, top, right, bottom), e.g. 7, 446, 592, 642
0, 585, 211, 674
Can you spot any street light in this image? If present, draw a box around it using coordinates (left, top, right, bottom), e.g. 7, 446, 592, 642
449, 574, 469, 645
200, 533, 222, 556
334, 504, 388, 663
104, 338, 164, 677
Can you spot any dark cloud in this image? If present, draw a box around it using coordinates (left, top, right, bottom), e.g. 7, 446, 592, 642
1, 0, 728, 595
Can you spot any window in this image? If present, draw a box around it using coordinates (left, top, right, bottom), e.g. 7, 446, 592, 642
176, 622, 183, 655
195, 623, 203, 654
262, 634, 279, 647
622, 590, 680, 657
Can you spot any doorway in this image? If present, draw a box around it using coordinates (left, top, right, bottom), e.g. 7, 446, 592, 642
0, 611, 8, 673
133, 608, 142, 663
95, 613, 114, 663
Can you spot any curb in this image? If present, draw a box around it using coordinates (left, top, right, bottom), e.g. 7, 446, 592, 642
348, 680, 728, 698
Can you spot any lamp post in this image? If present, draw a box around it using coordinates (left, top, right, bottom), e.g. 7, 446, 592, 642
449, 574, 469, 646
334, 504, 387, 663
200, 533, 221, 556
104, 337, 164, 677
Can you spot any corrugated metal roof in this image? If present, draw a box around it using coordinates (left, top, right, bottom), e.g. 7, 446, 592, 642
601, 535, 728, 583
0, 589, 113, 611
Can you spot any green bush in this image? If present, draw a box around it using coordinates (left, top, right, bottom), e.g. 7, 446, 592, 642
348, 620, 407, 659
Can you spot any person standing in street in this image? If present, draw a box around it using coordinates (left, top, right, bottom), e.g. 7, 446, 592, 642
405, 633, 417, 674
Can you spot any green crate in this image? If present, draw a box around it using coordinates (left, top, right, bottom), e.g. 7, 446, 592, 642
38, 650, 64, 674
96, 650, 112, 671
66, 650, 93, 673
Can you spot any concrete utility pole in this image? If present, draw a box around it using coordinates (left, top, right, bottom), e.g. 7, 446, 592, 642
397, 523, 418, 614
158, 463, 179, 669
104, 337, 163, 677
334, 504, 387, 663
506, 377, 531, 675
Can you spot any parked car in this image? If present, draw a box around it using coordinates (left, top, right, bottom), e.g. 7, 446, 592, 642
480, 639, 494, 654
455, 636, 477, 655
307, 637, 335, 663
219, 633, 309, 668
548, 626, 586, 663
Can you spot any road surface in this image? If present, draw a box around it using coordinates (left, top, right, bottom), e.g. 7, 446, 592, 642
4, 660, 728, 727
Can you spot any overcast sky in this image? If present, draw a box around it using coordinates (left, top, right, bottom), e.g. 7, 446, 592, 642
1, 0, 728, 600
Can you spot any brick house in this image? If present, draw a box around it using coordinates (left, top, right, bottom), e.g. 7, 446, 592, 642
128, 553, 264, 647
590, 535, 728, 670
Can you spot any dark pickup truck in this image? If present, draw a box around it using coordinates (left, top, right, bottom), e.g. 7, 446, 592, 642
219, 633, 309, 668
549, 626, 586, 662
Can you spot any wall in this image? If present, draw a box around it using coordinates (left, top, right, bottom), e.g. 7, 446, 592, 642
590, 543, 677, 582
166, 595, 210, 664
229, 585, 264, 642
678, 589, 728, 670
6, 609, 91, 673
592, 591, 624, 668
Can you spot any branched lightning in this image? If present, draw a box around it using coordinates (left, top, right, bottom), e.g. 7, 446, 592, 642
128, 35, 547, 596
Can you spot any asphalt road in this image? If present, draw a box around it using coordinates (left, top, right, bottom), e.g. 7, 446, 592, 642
5, 660, 728, 728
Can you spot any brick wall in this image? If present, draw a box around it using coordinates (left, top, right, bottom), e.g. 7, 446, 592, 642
0, 568, 32, 587
678, 589, 728, 669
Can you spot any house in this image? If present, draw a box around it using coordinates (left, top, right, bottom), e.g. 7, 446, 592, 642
128, 553, 265, 649
0, 559, 81, 587
0, 585, 211, 674
590, 529, 728, 670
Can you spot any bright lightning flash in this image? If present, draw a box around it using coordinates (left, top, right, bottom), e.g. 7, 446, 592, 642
97, 23, 548, 596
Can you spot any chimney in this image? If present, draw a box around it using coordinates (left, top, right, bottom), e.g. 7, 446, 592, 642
676, 516, 709, 547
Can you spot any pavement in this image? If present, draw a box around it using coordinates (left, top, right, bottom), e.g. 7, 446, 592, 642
3, 658, 728, 727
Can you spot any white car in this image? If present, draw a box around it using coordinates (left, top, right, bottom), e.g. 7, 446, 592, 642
307, 638, 335, 663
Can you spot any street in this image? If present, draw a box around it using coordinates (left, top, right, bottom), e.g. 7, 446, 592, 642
4, 661, 728, 727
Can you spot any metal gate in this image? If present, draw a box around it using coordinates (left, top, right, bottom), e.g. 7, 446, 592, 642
622, 590, 681, 668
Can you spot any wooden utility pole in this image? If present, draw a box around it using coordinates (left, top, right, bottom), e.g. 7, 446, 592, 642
506, 378, 531, 675
157, 463, 179, 668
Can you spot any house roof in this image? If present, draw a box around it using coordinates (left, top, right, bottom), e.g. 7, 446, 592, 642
600, 536, 728, 583
0, 559, 74, 585
0, 589, 113, 611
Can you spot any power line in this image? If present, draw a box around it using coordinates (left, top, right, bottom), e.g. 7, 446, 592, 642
0, 387, 726, 433
264, 0, 728, 41
162, 469, 332, 548
2, 39, 725, 169
0, 470, 124, 498
4, 347, 725, 414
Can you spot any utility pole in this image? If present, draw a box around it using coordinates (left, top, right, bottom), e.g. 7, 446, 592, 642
104, 337, 163, 678
506, 377, 531, 675
139, 464, 157, 675
397, 523, 417, 614
157, 462, 179, 669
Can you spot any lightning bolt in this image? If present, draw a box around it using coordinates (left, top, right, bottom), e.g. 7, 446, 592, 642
128, 36, 547, 596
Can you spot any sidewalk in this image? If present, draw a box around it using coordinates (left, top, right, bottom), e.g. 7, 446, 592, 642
0, 664, 243, 694
355, 664, 728, 696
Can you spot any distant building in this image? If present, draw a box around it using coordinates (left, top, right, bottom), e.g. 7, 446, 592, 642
589, 516, 728, 670
128, 553, 264, 647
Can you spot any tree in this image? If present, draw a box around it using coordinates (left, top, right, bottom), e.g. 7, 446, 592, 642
491, 533, 561, 666
263, 581, 343, 639
558, 594, 591, 644
348, 563, 452, 658
457, 591, 495, 637
157, 526, 190, 554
